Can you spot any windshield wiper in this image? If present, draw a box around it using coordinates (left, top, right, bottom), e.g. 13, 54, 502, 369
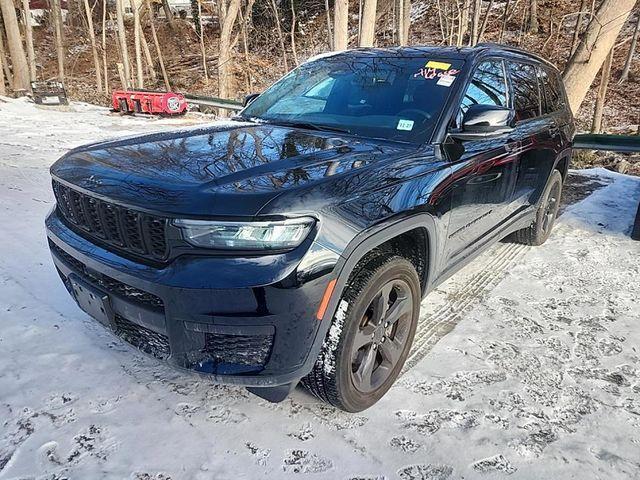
268, 120, 351, 135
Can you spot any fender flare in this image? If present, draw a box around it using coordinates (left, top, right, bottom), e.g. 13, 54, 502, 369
298, 212, 440, 376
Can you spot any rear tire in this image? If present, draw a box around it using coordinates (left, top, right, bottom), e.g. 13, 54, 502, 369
302, 256, 420, 412
512, 170, 563, 246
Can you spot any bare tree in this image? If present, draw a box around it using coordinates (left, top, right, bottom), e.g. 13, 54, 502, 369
563, 0, 636, 113
470, 0, 481, 45
477, 0, 494, 44
290, 0, 299, 65
20, 0, 36, 80
145, 0, 171, 90
0, 45, 5, 95
0, 25, 13, 87
115, 0, 131, 88
101, 0, 109, 94
197, 0, 208, 82
218, 0, 242, 100
83, 0, 103, 92
618, 12, 640, 83
498, 0, 510, 43
51, 0, 65, 82
359, 0, 378, 46
325, 0, 333, 49
570, 0, 588, 57
269, 0, 288, 71
395, 0, 411, 45
160, 0, 175, 29
592, 46, 614, 133
528, 0, 538, 33
334, 0, 348, 50
457, 0, 470, 46
0, 0, 30, 92
130, 0, 144, 88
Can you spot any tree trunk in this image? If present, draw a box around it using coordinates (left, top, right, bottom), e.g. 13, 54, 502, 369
161, 0, 174, 29
51, 0, 65, 82
498, 0, 510, 43
563, 0, 636, 114
333, 0, 348, 50
115, 0, 131, 88
359, 0, 377, 46
238, 0, 252, 91
569, 0, 587, 57
477, 0, 494, 44
269, 0, 288, 71
0, 35, 5, 95
21, 0, 36, 80
0, 26, 13, 87
591, 46, 614, 133
83, 0, 103, 92
101, 0, 109, 94
325, 0, 333, 49
0, 0, 30, 92
458, 0, 470, 46
130, 0, 144, 88
145, 0, 170, 90
618, 12, 640, 84
528, 0, 538, 33
290, 0, 298, 66
197, 0, 208, 82
470, 0, 481, 45
394, 0, 410, 45
218, 0, 242, 101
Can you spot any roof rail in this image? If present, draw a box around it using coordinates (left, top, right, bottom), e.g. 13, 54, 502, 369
474, 42, 557, 69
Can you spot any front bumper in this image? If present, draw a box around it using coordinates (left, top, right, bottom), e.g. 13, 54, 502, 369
46, 209, 336, 388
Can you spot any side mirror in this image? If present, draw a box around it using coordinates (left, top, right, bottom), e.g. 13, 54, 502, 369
450, 104, 515, 140
243, 93, 260, 107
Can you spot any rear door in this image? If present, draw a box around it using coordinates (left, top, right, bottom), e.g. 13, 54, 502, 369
507, 61, 562, 210
445, 59, 520, 263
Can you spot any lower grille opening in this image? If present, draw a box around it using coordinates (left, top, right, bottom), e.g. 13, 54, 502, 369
114, 315, 171, 360
188, 333, 274, 375
50, 241, 164, 311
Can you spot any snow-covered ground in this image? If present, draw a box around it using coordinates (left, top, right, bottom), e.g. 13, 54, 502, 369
1, 97, 639, 480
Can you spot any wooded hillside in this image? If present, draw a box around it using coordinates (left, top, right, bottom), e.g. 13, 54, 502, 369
0, 0, 638, 136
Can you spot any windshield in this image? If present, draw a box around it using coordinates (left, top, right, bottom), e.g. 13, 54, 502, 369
241, 55, 465, 144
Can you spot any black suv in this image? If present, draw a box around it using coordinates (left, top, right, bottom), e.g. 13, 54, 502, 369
46, 44, 573, 411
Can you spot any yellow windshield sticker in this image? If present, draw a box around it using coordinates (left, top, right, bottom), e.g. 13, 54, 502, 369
426, 60, 452, 70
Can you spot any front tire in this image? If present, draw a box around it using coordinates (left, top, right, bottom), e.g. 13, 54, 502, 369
512, 169, 563, 246
302, 256, 420, 412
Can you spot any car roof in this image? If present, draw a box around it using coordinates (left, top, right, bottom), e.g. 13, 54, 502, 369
326, 43, 558, 71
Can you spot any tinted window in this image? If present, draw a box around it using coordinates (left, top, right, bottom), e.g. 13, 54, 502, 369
508, 62, 540, 120
460, 60, 508, 113
242, 56, 465, 144
539, 67, 563, 114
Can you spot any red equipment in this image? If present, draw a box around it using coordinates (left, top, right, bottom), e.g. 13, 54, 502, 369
111, 90, 188, 116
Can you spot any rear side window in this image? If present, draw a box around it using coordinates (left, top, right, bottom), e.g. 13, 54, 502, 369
460, 60, 508, 113
508, 62, 540, 121
539, 67, 563, 114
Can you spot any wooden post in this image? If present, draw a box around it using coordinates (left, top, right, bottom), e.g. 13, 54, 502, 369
21, 0, 36, 80
83, 0, 103, 92
145, 0, 170, 90
591, 46, 614, 134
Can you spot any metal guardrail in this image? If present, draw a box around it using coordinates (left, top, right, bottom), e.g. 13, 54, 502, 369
573, 134, 640, 153
184, 93, 243, 112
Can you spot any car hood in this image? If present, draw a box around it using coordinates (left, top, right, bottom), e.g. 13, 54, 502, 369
51, 123, 418, 217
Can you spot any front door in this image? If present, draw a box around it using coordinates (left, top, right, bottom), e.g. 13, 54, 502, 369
445, 59, 520, 265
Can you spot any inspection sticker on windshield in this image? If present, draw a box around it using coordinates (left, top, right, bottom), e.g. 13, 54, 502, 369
397, 119, 414, 131
437, 74, 456, 87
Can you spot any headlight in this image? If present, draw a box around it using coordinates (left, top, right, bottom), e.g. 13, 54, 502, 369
173, 217, 315, 250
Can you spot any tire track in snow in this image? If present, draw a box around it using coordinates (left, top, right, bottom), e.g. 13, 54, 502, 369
404, 242, 530, 372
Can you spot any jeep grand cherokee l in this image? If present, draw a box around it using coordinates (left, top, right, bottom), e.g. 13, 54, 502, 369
46, 43, 573, 412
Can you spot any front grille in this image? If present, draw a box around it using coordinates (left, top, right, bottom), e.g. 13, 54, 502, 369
50, 241, 164, 311
202, 333, 273, 367
114, 315, 171, 360
52, 180, 169, 262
